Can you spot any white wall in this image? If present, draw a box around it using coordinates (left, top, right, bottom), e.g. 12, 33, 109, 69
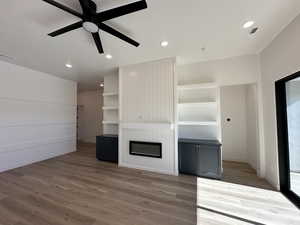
220, 85, 248, 163
119, 58, 177, 175
177, 54, 261, 86
260, 13, 300, 189
246, 84, 260, 172
0, 60, 77, 172
77, 90, 103, 143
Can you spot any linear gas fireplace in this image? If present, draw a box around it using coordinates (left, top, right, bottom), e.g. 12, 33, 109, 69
130, 141, 162, 158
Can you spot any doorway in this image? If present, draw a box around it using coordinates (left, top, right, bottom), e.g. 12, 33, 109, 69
276, 71, 300, 208
220, 84, 260, 176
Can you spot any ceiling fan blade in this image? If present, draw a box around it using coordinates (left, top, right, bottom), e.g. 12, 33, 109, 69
78, 0, 88, 13
99, 23, 140, 47
92, 32, 104, 54
96, 0, 147, 22
41, 0, 82, 18
48, 21, 83, 37
79, 0, 97, 15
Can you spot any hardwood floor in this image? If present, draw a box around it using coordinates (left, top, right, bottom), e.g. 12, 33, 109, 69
222, 161, 274, 190
199, 161, 300, 225
0, 144, 196, 225
0, 144, 299, 225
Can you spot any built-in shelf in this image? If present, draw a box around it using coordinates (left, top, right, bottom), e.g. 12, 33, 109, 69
178, 121, 218, 126
178, 82, 218, 90
102, 106, 119, 110
103, 92, 118, 97
178, 102, 217, 107
102, 121, 119, 125
177, 80, 221, 140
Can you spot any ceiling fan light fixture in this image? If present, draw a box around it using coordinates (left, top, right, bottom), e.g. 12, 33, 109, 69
83, 22, 99, 33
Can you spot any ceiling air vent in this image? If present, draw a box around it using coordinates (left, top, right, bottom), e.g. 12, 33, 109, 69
250, 27, 259, 35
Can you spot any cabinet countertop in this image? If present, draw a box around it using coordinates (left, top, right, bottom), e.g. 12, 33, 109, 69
178, 138, 221, 146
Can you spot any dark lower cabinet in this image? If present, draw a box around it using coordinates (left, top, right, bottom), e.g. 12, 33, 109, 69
178, 139, 222, 179
96, 135, 118, 163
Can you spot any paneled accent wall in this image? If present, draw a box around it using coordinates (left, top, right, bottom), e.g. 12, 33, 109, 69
120, 59, 175, 123
119, 58, 177, 175
0, 61, 77, 172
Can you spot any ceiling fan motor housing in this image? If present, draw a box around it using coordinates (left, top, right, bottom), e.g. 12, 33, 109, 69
83, 21, 99, 33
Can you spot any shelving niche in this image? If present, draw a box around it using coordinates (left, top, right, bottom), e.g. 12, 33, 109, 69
102, 74, 119, 135
177, 82, 221, 141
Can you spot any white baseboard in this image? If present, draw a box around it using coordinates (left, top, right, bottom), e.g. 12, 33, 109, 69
119, 162, 178, 176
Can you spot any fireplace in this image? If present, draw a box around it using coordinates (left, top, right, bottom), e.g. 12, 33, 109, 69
130, 141, 162, 158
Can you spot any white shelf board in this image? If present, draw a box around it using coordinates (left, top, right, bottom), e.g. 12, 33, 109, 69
178, 121, 218, 126
102, 106, 119, 110
103, 92, 118, 97
120, 122, 173, 130
178, 102, 217, 107
102, 121, 119, 125
178, 82, 218, 90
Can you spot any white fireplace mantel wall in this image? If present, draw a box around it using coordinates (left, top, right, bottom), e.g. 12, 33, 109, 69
119, 58, 177, 175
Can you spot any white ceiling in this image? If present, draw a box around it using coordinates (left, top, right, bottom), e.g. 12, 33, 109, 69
1, 0, 300, 91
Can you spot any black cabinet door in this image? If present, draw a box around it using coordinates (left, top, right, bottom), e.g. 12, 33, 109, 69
179, 143, 197, 174
96, 136, 118, 163
195, 145, 220, 178
178, 141, 222, 179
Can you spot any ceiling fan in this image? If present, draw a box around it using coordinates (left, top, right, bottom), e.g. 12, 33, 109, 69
42, 0, 148, 54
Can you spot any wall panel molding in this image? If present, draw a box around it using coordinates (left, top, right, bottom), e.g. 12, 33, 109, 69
0, 97, 77, 106
0, 60, 77, 172
0, 121, 76, 128
0, 136, 76, 154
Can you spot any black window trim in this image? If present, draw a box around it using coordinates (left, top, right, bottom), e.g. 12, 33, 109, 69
275, 70, 300, 209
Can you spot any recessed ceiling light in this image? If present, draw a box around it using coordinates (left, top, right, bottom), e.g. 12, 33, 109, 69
106, 54, 112, 59
161, 41, 169, 47
65, 63, 72, 68
243, 21, 254, 29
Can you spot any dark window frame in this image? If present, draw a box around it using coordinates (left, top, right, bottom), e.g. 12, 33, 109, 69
275, 71, 300, 209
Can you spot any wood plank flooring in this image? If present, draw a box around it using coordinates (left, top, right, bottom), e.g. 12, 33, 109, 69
222, 161, 274, 190
0, 143, 299, 225
0, 144, 196, 225
199, 161, 300, 225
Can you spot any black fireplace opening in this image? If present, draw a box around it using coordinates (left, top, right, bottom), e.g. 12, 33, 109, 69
130, 141, 162, 158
